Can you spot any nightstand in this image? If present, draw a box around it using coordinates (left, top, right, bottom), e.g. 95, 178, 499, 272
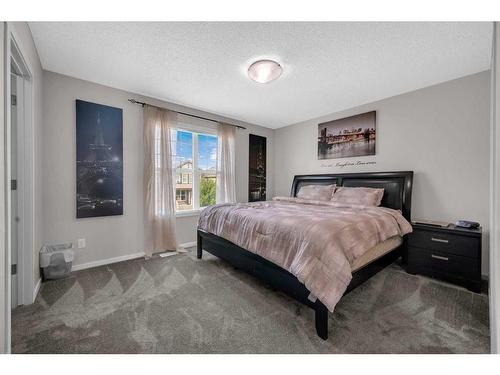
407, 223, 482, 293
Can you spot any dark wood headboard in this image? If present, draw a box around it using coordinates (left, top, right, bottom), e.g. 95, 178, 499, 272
291, 171, 413, 221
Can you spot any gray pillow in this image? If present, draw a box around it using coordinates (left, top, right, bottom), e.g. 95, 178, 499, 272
331, 187, 385, 206
296, 184, 336, 201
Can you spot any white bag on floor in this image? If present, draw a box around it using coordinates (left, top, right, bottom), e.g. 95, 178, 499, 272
40, 243, 74, 280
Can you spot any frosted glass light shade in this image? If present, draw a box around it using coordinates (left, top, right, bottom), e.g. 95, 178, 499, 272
247, 59, 283, 84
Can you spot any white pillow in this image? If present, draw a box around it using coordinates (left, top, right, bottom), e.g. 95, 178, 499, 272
296, 184, 336, 201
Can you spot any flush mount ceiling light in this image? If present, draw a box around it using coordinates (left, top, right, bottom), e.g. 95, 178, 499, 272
247, 59, 283, 84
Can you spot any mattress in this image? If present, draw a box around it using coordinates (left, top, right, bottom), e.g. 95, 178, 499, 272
350, 235, 402, 272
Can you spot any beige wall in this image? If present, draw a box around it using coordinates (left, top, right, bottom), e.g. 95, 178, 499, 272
275, 71, 491, 275
42, 71, 274, 268
1, 22, 7, 353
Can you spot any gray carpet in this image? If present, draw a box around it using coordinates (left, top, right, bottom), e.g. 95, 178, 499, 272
12, 248, 489, 353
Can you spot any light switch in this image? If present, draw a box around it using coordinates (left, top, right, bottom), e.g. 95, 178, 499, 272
77, 238, 86, 249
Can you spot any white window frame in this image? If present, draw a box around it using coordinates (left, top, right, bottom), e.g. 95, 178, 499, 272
173, 121, 217, 217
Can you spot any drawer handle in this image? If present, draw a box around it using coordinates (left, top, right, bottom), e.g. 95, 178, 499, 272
431, 237, 449, 243
431, 254, 449, 261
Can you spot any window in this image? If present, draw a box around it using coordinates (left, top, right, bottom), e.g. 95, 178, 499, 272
176, 189, 191, 204
170, 128, 217, 212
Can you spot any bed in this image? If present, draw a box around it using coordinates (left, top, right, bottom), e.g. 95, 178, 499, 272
196, 171, 413, 339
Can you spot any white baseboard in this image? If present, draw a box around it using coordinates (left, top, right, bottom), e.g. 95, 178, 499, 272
32, 277, 41, 303
71, 243, 196, 273
179, 241, 197, 249
71, 252, 146, 272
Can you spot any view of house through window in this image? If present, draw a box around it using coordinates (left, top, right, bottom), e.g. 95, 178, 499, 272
170, 129, 217, 212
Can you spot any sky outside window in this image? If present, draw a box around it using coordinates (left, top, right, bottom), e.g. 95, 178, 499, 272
175, 130, 193, 167
174, 130, 216, 170
197, 134, 217, 170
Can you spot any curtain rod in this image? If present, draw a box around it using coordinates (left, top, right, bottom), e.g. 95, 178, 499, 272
128, 99, 247, 130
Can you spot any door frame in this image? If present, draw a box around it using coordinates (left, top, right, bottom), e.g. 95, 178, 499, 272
3, 22, 35, 352
491, 21, 500, 354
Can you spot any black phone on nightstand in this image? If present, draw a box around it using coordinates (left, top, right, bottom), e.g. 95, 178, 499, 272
455, 220, 480, 229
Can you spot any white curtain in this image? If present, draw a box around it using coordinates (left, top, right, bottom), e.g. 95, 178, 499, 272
143, 105, 178, 257
216, 123, 236, 203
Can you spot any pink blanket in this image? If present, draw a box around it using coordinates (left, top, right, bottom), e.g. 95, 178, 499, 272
198, 197, 412, 311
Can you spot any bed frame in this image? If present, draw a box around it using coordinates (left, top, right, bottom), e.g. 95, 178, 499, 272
197, 171, 413, 340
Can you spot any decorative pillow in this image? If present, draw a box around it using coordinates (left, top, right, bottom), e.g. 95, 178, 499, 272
296, 184, 336, 201
331, 186, 385, 206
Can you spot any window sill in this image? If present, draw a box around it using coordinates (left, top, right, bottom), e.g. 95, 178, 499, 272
176, 209, 202, 218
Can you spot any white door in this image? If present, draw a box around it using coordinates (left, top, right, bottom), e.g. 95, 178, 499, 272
10, 73, 22, 309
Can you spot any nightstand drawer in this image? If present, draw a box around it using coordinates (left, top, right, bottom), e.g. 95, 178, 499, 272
408, 230, 480, 258
407, 247, 479, 280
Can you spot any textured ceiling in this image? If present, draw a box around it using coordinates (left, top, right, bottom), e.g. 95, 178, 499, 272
29, 22, 492, 128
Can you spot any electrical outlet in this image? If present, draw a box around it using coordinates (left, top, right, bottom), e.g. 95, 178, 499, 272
77, 238, 86, 249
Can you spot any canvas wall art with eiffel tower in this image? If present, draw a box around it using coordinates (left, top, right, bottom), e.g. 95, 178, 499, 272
76, 100, 123, 218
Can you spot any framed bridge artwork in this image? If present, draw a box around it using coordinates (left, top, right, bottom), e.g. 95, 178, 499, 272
76, 100, 123, 218
317, 111, 376, 159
